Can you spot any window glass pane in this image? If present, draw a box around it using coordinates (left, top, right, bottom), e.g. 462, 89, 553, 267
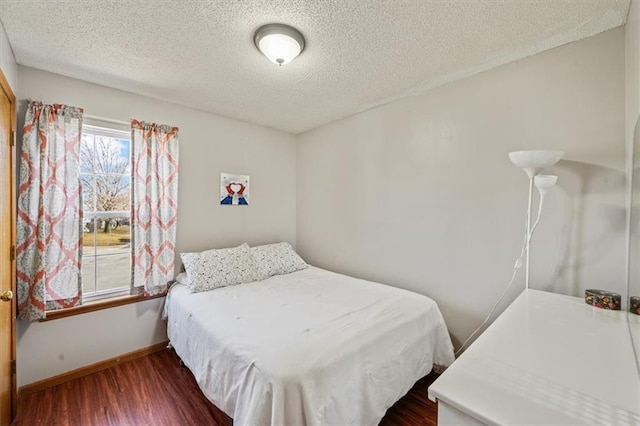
116, 138, 131, 173
94, 136, 130, 175
94, 216, 130, 255
96, 251, 131, 292
80, 133, 95, 174
95, 215, 131, 290
96, 174, 130, 212
82, 218, 96, 255
81, 253, 96, 295
80, 174, 95, 212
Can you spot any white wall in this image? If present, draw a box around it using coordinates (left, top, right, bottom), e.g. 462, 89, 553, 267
297, 28, 626, 347
16, 298, 167, 386
16, 66, 297, 386
0, 20, 16, 93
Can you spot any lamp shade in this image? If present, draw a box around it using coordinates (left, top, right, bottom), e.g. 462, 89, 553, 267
508, 150, 564, 178
254, 24, 305, 66
534, 174, 558, 196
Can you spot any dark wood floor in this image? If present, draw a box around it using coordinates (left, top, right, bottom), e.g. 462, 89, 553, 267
13, 349, 438, 425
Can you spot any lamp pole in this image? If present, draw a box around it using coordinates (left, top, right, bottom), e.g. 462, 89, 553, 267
525, 175, 534, 290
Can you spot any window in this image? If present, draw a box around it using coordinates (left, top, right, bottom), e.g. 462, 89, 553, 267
80, 125, 131, 299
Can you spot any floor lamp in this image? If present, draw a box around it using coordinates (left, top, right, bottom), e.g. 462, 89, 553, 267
508, 150, 564, 289
455, 150, 564, 355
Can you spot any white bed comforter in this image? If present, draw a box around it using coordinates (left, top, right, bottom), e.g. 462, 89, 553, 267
166, 266, 454, 426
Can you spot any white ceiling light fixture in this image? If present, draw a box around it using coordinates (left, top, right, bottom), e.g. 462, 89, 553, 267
254, 23, 305, 66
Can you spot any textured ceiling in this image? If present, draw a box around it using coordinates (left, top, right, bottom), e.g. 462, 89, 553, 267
0, 0, 631, 134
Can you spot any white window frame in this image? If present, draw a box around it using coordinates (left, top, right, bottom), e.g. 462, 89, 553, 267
81, 124, 132, 301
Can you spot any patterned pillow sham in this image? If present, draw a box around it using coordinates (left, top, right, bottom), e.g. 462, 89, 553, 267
251, 242, 308, 277
180, 243, 266, 292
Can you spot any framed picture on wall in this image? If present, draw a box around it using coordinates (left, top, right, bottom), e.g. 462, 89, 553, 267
220, 173, 250, 205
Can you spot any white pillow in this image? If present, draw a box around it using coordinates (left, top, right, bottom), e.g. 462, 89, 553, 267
251, 242, 308, 277
180, 243, 265, 292
175, 272, 190, 286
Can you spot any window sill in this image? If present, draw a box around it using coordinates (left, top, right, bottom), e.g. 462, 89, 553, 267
40, 292, 166, 322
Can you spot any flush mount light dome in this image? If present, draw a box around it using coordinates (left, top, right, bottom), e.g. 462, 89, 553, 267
254, 23, 305, 66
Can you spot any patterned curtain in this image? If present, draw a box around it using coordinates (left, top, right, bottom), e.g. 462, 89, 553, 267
16, 102, 84, 321
131, 120, 179, 295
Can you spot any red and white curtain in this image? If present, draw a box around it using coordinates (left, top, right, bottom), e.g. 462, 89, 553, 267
16, 102, 84, 321
131, 120, 179, 295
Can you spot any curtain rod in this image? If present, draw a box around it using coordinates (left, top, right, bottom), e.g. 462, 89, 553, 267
84, 113, 131, 127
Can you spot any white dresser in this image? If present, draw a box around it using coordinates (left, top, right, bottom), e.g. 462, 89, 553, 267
428, 289, 640, 425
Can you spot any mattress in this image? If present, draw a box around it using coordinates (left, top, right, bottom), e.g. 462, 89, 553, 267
166, 266, 454, 425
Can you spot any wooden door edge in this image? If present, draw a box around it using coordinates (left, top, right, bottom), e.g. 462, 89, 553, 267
0, 67, 17, 424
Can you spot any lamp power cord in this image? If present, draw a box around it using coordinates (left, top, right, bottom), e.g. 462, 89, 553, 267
454, 194, 547, 357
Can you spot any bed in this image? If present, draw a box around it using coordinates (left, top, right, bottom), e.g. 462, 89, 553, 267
166, 266, 454, 425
